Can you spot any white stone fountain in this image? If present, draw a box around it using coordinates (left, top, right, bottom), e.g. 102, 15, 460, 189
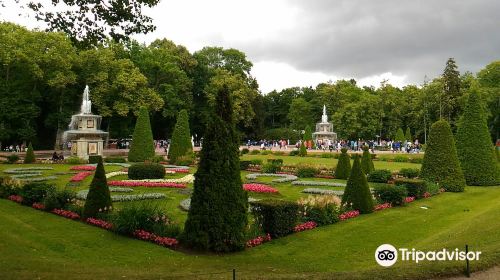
63, 86, 108, 159
312, 105, 337, 143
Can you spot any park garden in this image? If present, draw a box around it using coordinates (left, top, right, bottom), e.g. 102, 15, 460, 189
0, 83, 499, 279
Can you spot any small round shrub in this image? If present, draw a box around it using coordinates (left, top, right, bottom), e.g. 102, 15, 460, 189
394, 178, 427, 198
88, 155, 101, 164
249, 150, 261, 155
43, 189, 76, 211
296, 164, 319, 178
261, 162, 281, 174
6, 154, 19, 164
289, 150, 299, 156
104, 157, 127, 163
20, 182, 56, 205
398, 168, 420, 179
240, 160, 252, 170
261, 150, 272, 155
250, 159, 263, 166
373, 185, 408, 206
128, 163, 166, 180
367, 169, 392, 183
241, 148, 250, 154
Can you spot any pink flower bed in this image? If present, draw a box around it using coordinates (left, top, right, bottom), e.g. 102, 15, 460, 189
86, 218, 113, 230
294, 221, 317, 232
374, 203, 392, 211
339, 210, 360, 221
108, 181, 186, 188
405, 196, 416, 203
423, 192, 431, 198
276, 171, 296, 175
70, 165, 96, 171
133, 229, 178, 248
166, 168, 189, 173
243, 183, 278, 193
246, 233, 272, 248
314, 174, 335, 179
8, 195, 23, 203
52, 208, 80, 220
246, 168, 261, 172
32, 202, 45, 210
70, 171, 93, 182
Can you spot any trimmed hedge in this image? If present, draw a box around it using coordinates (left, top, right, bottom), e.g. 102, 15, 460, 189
128, 107, 155, 162
342, 155, 374, 214
19, 182, 56, 205
335, 148, 351, 179
88, 155, 101, 164
360, 145, 375, 174
421, 120, 466, 192
104, 157, 127, 163
367, 169, 392, 183
43, 189, 76, 211
373, 185, 408, 206
261, 162, 281, 174
394, 178, 427, 198
456, 90, 500, 186
128, 163, 166, 180
398, 168, 420, 179
267, 159, 284, 165
83, 156, 112, 218
296, 164, 319, 178
240, 160, 252, 170
250, 199, 298, 238
169, 109, 193, 164
23, 143, 36, 163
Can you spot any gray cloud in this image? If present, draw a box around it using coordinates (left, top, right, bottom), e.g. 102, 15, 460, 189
232, 0, 500, 84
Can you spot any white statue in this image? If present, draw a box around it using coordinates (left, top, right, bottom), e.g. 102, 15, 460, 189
81, 85, 92, 114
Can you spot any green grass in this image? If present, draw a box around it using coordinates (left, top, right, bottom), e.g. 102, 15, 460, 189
1, 186, 499, 279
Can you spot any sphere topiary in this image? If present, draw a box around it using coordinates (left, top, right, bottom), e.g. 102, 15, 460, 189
128, 107, 155, 162
360, 145, 375, 175
169, 109, 193, 164
335, 148, 351, 179
421, 119, 466, 192
342, 155, 374, 214
83, 156, 112, 218
23, 143, 36, 164
455, 90, 499, 185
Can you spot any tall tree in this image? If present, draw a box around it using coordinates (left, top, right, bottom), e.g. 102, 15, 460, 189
442, 58, 461, 125
168, 109, 193, 164
128, 107, 155, 162
342, 155, 374, 214
477, 61, 500, 140
456, 90, 499, 185
182, 85, 248, 252
288, 98, 313, 131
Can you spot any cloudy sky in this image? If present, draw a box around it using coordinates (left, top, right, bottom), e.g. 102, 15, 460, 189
1, 0, 499, 93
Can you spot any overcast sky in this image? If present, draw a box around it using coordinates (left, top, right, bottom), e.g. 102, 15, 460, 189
1, 0, 499, 93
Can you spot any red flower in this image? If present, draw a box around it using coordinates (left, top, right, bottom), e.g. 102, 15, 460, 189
32, 202, 45, 210
374, 203, 392, 211
132, 229, 178, 248
52, 208, 80, 220
294, 221, 317, 232
108, 181, 186, 188
70, 165, 96, 171
86, 218, 113, 230
423, 192, 431, 198
243, 183, 278, 193
8, 195, 23, 203
246, 233, 272, 248
70, 171, 94, 182
339, 210, 360, 221
166, 168, 189, 173
405, 197, 416, 203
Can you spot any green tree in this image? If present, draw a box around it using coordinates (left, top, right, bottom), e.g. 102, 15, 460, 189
288, 98, 313, 131
394, 128, 405, 142
23, 143, 36, 164
299, 141, 307, 157
342, 155, 374, 214
128, 107, 155, 162
456, 90, 499, 185
477, 61, 500, 140
182, 85, 248, 252
360, 146, 374, 174
83, 156, 112, 218
421, 120, 466, 192
303, 125, 315, 148
442, 58, 462, 125
335, 148, 351, 179
405, 127, 412, 141
169, 110, 193, 163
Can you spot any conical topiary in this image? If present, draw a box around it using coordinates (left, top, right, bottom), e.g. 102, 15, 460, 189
23, 143, 36, 164
342, 155, 374, 214
335, 148, 351, 179
304, 125, 314, 148
181, 85, 248, 252
405, 127, 412, 142
456, 91, 499, 185
360, 145, 375, 174
421, 119, 466, 192
169, 109, 193, 164
299, 141, 307, 157
83, 156, 112, 218
395, 128, 405, 142
128, 107, 155, 162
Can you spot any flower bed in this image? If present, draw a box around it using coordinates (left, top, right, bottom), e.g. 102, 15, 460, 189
105, 171, 128, 179
108, 174, 195, 184
165, 168, 189, 173
77, 190, 166, 202
19, 176, 58, 182
51, 208, 80, 220
405, 196, 416, 203
108, 187, 134, 193
246, 233, 272, 248
339, 210, 360, 221
292, 181, 346, 187
108, 181, 186, 188
294, 221, 317, 232
3, 167, 54, 174
245, 173, 298, 183
374, 203, 392, 211
70, 171, 94, 182
243, 183, 278, 193
302, 188, 344, 196
8, 195, 23, 203
86, 218, 113, 230
314, 174, 335, 179
70, 165, 96, 171
133, 229, 178, 248
32, 202, 45, 210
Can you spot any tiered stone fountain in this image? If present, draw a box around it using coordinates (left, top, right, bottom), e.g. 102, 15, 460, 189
63, 86, 108, 159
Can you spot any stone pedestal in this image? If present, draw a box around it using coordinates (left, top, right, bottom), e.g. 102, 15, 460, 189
72, 138, 104, 160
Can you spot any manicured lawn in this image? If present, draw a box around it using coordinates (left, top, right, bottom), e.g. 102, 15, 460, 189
1, 186, 499, 279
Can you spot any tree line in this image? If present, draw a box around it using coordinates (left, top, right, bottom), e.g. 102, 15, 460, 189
0, 22, 498, 150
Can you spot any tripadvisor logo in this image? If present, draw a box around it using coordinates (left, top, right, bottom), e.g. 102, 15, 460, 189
375, 244, 482, 267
